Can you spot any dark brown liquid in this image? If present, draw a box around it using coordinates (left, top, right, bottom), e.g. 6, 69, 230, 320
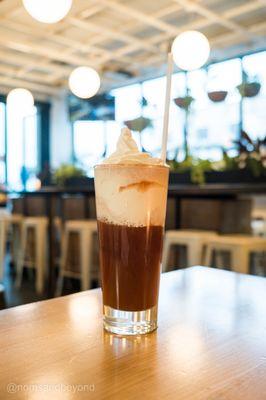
97, 221, 164, 311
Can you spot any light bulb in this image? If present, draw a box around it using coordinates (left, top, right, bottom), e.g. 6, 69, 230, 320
69, 67, 101, 99
172, 31, 210, 71
7, 88, 34, 116
23, 0, 72, 24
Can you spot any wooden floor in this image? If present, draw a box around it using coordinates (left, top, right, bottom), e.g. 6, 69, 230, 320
2, 255, 99, 309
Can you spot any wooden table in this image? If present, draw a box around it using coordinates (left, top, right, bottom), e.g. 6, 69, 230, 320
1, 267, 266, 399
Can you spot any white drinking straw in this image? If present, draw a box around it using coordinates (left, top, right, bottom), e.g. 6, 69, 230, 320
161, 52, 174, 162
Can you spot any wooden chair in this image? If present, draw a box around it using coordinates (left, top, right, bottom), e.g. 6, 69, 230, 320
251, 197, 266, 237
203, 235, 266, 274
162, 230, 218, 272
16, 217, 48, 293
15, 196, 48, 294
56, 219, 98, 295
0, 210, 23, 281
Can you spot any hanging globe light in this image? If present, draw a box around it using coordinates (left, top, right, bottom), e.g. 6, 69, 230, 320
22, 0, 72, 24
7, 88, 34, 116
171, 31, 210, 71
69, 67, 101, 99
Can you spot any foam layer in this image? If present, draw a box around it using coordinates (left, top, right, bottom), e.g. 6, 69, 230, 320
102, 127, 164, 166
94, 165, 169, 227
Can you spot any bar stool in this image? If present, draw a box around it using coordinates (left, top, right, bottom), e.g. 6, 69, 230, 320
162, 230, 218, 272
203, 235, 266, 274
56, 220, 98, 295
0, 213, 23, 281
252, 210, 266, 237
251, 195, 266, 238
16, 217, 48, 294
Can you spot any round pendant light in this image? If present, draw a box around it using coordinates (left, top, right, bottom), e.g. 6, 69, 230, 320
172, 31, 210, 71
7, 88, 34, 116
22, 0, 72, 24
69, 67, 101, 99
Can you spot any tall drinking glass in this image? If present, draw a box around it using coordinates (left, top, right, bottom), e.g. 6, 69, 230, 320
94, 164, 169, 335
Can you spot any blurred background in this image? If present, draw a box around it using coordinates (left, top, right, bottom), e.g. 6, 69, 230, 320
0, 0, 265, 308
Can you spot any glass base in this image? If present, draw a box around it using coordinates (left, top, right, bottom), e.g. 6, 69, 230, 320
103, 305, 158, 335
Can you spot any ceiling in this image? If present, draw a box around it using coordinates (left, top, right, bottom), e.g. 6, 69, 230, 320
0, 0, 265, 99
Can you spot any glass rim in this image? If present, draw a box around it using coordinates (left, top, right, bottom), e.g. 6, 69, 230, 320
94, 163, 169, 170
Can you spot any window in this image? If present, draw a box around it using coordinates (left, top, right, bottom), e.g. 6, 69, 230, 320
73, 84, 141, 175
73, 51, 266, 171
170, 70, 189, 161
6, 104, 39, 190
242, 51, 266, 140
73, 120, 120, 176
112, 83, 142, 147
187, 58, 242, 160
113, 83, 142, 122
141, 73, 187, 159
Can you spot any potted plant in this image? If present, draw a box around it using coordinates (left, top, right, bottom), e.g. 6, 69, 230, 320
168, 156, 212, 185
237, 71, 261, 98
207, 90, 228, 102
211, 132, 266, 183
233, 130, 266, 178
173, 95, 194, 111
168, 131, 266, 185
53, 164, 89, 187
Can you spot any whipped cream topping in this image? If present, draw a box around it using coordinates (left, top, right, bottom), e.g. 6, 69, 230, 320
102, 127, 164, 165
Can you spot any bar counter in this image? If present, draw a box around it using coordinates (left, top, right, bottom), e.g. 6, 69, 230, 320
5, 183, 266, 296
0, 267, 266, 399
14, 182, 266, 196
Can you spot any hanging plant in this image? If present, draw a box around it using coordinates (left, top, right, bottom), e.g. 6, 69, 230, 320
237, 71, 261, 98
124, 116, 152, 132
124, 97, 153, 132
207, 90, 228, 102
174, 95, 194, 111
237, 82, 261, 98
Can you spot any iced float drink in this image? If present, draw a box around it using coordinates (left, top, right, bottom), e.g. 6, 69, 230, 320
94, 129, 169, 335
